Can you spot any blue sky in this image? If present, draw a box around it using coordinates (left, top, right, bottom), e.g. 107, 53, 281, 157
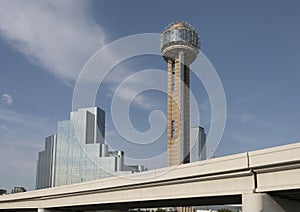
1, 0, 300, 191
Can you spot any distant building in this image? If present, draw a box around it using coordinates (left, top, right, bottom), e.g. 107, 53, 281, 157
190, 126, 206, 162
36, 107, 145, 189
0, 189, 7, 195
11, 187, 26, 194
36, 134, 56, 189
196, 205, 242, 212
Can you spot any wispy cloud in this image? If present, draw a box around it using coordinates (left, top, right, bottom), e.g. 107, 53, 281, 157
225, 130, 256, 144
0, 108, 55, 132
198, 99, 210, 112
0, 127, 46, 191
105, 129, 117, 137
0, 108, 56, 190
1, 93, 13, 105
0, 0, 106, 82
228, 112, 275, 129
106, 68, 167, 110
0, 124, 8, 130
112, 85, 155, 110
238, 90, 267, 104
228, 113, 255, 124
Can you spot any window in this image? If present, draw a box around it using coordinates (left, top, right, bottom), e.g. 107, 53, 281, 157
171, 62, 175, 92
171, 120, 175, 138
171, 130, 175, 138
172, 72, 175, 92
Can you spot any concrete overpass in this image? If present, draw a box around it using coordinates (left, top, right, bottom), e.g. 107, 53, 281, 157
1, 142, 300, 212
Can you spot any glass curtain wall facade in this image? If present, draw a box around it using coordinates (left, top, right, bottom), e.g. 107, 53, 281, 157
36, 107, 145, 189
35, 135, 56, 189
190, 126, 206, 162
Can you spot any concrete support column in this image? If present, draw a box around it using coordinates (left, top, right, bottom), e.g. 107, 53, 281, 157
37, 209, 68, 212
242, 193, 300, 212
38, 209, 51, 212
242, 193, 280, 212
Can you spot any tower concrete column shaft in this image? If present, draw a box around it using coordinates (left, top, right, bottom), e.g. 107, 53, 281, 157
167, 52, 190, 166
161, 21, 199, 167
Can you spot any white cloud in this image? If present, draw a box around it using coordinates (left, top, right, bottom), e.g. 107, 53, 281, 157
106, 68, 167, 109
0, 0, 106, 82
0, 108, 57, 190
1, 93, 13, 105
105, 129, 117, 137
0, 124, 8, 130
228, 112, 275, 129
225, 131, 256, 144
112, 84, 155, 110
238, 90, 267, 104
0, 108, 55, 132
198, 99, 210, 112
229, 113, 255, 124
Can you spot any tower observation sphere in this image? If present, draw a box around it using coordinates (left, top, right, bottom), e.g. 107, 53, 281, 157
161, 21, 200, 64
161, 21, 200, 166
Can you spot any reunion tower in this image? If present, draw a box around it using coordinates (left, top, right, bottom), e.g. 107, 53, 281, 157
161, 21, 200, 166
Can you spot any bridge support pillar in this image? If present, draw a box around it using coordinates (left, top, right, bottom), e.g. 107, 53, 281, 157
38, 209, 51, 212
242, 193, 300, 212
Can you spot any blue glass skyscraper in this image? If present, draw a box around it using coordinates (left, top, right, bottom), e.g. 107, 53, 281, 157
36, 107, 144, 189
